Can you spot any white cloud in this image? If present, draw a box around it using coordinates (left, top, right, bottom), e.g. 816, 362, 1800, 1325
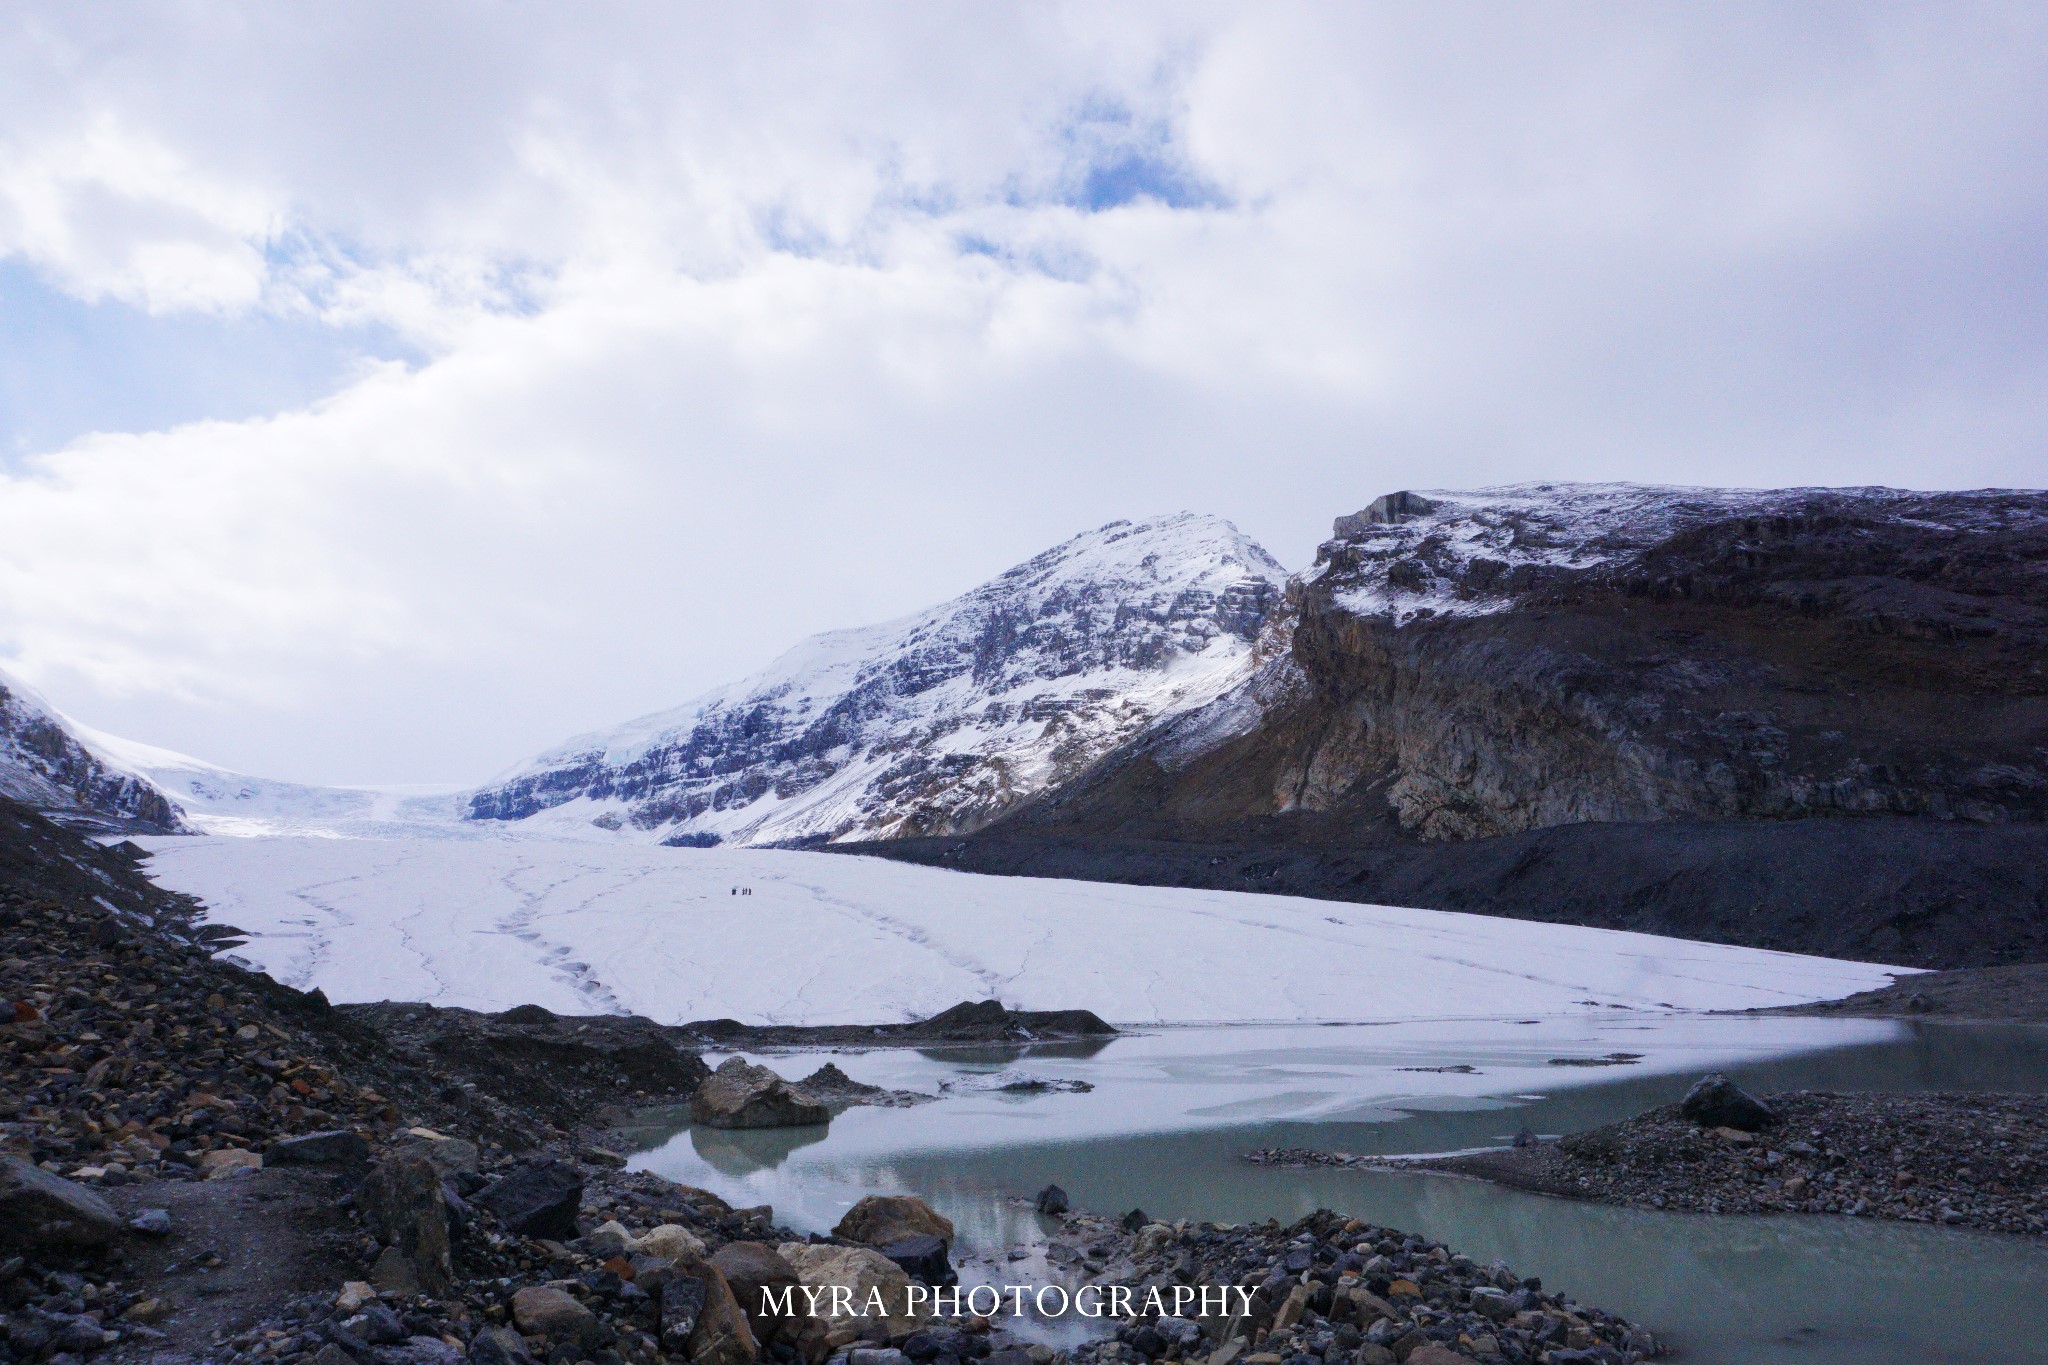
0, 3, 2044, 782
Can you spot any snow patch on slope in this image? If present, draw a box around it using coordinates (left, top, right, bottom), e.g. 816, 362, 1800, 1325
134, 834, 1905, 1026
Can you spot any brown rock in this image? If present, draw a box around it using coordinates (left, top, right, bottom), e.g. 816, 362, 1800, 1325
1405, 1346, 1472, 1365
670, 1253, 760, 1365
712, 1242, 802, 1343
690, 1058, 828, 1130
511, 1285, 596, 1338
831, 1194, 954, 1247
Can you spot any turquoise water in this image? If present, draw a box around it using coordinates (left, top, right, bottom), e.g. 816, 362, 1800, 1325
624, 1018, 2048, 1365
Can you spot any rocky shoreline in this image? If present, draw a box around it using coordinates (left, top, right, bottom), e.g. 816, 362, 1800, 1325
1248, 1079, 2048, 1240
1758, 961, 2048, 1025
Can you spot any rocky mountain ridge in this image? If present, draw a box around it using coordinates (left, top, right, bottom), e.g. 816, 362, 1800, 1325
465, 513, 1289, 846
864, 482, 2048, 967
0, 667, 184, 834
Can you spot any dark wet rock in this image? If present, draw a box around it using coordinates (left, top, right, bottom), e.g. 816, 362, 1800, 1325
690, 1058, 829, 1130
468, 1325, 539, 1365
1034, 1184, 1069, 1215
473, 1157, 584, 1240
876, 1234, 954, 1288
1679, 1073, 1776, 1131
0, 1157, 124, 1251
833, 1195, 953, 1247
265, 1129, 370, 1167
358, 1154, 454, 1294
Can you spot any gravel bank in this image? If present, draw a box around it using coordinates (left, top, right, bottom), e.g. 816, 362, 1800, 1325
1250, 1090, 2048, 1239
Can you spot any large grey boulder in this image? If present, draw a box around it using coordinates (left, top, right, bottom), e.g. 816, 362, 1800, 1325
690, 1058, 828, 1130
1679, 1073, 1777, 1132
0, 1157, 124, 1251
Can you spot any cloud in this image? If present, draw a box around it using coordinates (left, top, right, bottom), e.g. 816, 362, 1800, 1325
0, 3, 2044, 782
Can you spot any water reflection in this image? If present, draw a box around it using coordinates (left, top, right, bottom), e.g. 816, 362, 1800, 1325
688, 1121, 831, 1175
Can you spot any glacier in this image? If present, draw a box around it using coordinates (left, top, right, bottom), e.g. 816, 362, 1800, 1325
133, 834, 1905, 1026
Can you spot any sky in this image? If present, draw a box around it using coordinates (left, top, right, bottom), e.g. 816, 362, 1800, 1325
1, 3, 2044, 786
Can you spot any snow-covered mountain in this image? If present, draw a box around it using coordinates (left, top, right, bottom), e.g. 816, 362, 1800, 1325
0, 666, 185, 832
467, 513, 1290, 846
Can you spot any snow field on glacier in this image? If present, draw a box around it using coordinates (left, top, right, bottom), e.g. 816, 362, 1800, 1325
134, 835, 1903, 1026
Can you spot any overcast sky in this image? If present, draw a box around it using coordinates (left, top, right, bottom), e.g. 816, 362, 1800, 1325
2, 3, 2044, 786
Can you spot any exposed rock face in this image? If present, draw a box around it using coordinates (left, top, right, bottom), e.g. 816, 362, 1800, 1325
689, 1058, 828, 1129
1065, 484, 2048, 843
0, 668, 185, 833
467, 515, 1288, 846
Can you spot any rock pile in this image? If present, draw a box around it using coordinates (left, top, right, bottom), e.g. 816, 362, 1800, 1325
1045, 1206, 1658, 1365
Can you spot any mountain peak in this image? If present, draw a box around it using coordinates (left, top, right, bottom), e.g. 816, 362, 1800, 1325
469, 513, 1289, 846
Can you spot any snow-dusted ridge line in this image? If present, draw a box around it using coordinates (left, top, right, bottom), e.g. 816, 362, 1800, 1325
134, 835, 1907, 1027
466, 512, 1291, 847
1314, 481, 2048, 626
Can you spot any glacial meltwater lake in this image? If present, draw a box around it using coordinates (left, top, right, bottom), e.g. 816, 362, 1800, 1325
619, 1016, 2048, 1365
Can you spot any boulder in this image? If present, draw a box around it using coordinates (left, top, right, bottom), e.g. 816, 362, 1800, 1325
832, 1194, 954, 1248
691, 1058, 829, 1130
662, 1255, 759, 1365
777, 1243, 926, 1335
512, 1285, 595, 1338
0, 1158, 124, 1251
264, 1130, 369, 1166
392, 1133, 480, 1176
1034, 1184, 1068, 1216
357, 1154, 453, 1294
711, 1242, 802, 1342
633, 1223, 709, 1262
468, 1326, 539, 1365
876, 1235, 953, 1288
473, 1157, 584, 1239
1679, 1074, 1777, 1132
197, 1148, 263, 1179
